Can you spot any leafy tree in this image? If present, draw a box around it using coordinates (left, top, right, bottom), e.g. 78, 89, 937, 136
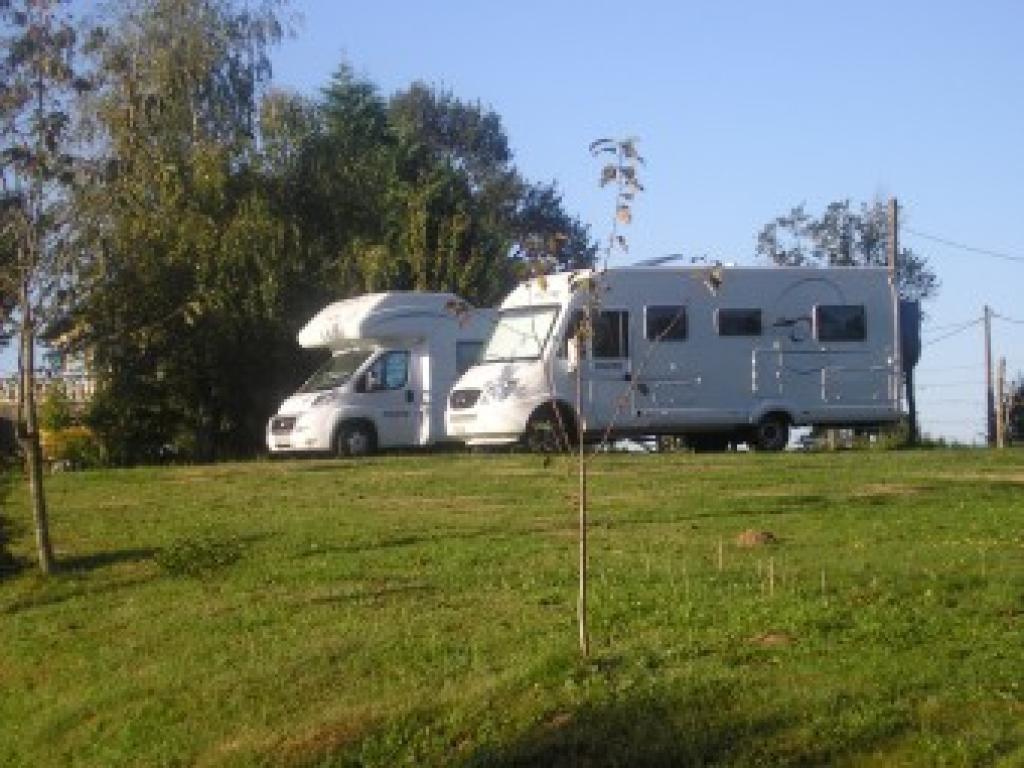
1, 0, 84, 573
69, 0, 290, 462
65, 28, 592, 462
756, 199, 939, 301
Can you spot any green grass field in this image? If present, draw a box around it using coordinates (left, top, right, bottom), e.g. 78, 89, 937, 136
2, 450, 1023, 767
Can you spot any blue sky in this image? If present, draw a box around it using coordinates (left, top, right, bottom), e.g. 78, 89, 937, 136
270, 0, 1023, 443
6, 1, 1016, 444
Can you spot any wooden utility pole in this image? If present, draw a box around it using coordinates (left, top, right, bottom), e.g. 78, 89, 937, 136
887, 198, 915, 443
887, 198, 898, 274
984, 305, 994, 446
996, 357, 1006, 449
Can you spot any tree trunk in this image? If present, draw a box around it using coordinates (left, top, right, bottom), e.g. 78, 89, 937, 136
18, 279, 54, 575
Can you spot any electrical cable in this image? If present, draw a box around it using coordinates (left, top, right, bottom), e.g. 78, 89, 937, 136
923, 319, 984, 334
904, 227, 1024, 264
921, 317, 983, 347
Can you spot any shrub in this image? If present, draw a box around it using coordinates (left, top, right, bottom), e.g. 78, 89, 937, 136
39, 383, 75, 431
39, 425, 104, 468
155, 534, 241, 577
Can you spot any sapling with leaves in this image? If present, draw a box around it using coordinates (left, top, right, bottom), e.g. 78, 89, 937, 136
568, 137, 644, 656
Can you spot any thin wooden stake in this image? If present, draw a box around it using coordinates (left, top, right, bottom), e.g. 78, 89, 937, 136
768, 558, 775, 597
576, 336, 589, 658
717, 537, 724, 572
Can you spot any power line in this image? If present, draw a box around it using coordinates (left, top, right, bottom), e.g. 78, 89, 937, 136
917, 381, 984, 390
916, 364, 978, 373
914, 398, 984, 405
923, 319, 985, 334
993, 312, 1024, 326
922, 317, 983, 347
904, 227, 1024, 264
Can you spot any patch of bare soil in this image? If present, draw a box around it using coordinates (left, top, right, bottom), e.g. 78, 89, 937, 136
735, 529, 778, 548
937, 472, 1024, 484
273, 713, 378, 766
858, 483, 924, 496
750, 632, 795, 647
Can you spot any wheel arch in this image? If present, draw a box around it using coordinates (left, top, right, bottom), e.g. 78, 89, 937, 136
525, 399, 579, 450
332, 415, 378, 450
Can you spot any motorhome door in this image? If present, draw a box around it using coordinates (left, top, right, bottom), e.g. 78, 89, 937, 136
587, 309, 634, 432
360, 350, 420, 447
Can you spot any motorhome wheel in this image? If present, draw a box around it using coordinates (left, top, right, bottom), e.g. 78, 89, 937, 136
752, 415, 790, 452
336, 422, 376, 457
524, 409, 572, 453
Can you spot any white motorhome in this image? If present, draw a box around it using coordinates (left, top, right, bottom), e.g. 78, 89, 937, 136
446, 266, 906, 451
267, 292, 495, 456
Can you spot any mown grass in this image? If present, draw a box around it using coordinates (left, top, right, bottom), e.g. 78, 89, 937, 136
2, 449, 1023, 767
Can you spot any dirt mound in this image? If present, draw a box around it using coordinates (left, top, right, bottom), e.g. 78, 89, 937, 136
735, 529, 778, 548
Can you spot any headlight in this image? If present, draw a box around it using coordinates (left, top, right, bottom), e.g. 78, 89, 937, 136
311, 391, 338, 408
482, 378, 520, 403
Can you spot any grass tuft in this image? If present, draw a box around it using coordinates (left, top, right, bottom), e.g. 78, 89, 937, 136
155, 532, 241, 577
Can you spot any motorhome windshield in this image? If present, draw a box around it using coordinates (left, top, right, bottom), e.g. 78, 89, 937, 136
299, 350, 374, 393
482, 305, 559, 362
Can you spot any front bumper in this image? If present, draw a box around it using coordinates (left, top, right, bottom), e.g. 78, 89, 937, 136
446, 400, 533, 446
266, 411, 334, 453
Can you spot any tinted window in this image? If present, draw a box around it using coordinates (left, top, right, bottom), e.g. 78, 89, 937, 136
366, 351, 409, 391
816, 305, 866, 342
645, 306, 687, 341
718, 308, 762, 336
455, 341, 483, 375
593, 310, 629, 358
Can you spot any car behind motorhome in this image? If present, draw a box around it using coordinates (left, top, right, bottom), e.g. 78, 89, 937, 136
447, 266, 915, 451
268, 292, 495, 456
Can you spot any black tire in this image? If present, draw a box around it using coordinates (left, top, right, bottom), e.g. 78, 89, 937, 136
751, 414, 790, 452
335, 421, 377, 457
686, 433, 732, 453
524, 406, 574, 453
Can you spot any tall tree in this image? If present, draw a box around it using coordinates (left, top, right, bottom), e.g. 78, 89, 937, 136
0, 0, 83, 573
70, 0, 289, 462
756, 199, 939, 301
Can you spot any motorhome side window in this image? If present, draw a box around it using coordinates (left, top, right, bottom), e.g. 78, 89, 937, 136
365, 351, 409, 391
815, 305, 866, 342
645, 306, 687, 341
455, 341, 483, 375
717, 308, 762, 336
593, 311, 629, 358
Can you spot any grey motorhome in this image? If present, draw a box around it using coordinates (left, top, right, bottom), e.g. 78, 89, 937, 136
447, 266, 913, 450
268, 292, 495, 456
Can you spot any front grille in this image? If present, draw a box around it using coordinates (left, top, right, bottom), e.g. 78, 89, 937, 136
449, 389, 481, 410
271, 416, 296, 434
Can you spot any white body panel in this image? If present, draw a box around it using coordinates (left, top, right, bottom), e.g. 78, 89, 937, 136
267, 292, 494, 454
446, 267, 902, 446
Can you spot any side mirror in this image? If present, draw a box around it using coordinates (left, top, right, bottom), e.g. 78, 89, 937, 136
355, 374, 367, 393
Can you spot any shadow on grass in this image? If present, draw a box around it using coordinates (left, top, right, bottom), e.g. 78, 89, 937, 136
454, 689, 790, 768
449, 682, 912, 768
0, 469, 29, 580
60, 547, 159, 573
2, 574, 157, 615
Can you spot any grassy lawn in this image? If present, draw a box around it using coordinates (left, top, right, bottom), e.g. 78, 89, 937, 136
2, 449, 1023, 766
